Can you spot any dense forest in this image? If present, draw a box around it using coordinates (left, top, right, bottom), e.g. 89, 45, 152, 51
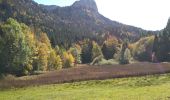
0, 0, 170, 76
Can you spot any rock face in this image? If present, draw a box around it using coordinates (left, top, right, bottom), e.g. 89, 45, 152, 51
0, 0, 156, 46
72, 0, 98, 12
40, 5, 59, 11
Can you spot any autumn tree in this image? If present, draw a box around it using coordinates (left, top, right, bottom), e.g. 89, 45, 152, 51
69, 44, 81, 65
33, 32, 63, 71
48, 49, 62, 70
91, 41, 103, 60
62, 51, 75, 68
35, 42, 49, 71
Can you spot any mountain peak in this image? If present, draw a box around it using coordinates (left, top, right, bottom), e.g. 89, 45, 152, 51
72, 0, 98, 12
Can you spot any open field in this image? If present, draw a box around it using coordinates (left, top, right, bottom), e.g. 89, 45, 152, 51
1, 62, 170, 88
1, 73, 170, 100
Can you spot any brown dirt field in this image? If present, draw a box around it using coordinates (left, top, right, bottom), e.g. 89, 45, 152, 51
1, 62, 170, 89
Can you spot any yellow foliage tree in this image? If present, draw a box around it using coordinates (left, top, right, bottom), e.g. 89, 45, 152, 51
39, 32, 51, 48
92, 41, 103, 60
68, 53, 75, 67
36, 42, 50, 71
35, 32, 63, 71
62, 51, 75, 68
48, 49, 62, 70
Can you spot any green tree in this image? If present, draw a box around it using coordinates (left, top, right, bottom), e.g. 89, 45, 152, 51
81, 39, 93, 64
119, 42, 131, 64
123, 48, 131, 64
0, 18, 35, 75
155, 18, 170, 61
152, 35, 159, 62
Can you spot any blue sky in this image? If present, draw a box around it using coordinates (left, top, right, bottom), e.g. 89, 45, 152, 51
34, 0, 170, 30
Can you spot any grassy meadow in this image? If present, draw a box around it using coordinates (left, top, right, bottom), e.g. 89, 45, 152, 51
1, 73, 170, 100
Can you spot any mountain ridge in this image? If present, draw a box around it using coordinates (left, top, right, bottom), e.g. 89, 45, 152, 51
0, 0, 157, 47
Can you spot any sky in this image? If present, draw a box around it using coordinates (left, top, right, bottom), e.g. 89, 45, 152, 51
34, 0, 170, 31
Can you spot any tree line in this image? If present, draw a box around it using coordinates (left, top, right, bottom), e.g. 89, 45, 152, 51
0, 18, 170, 76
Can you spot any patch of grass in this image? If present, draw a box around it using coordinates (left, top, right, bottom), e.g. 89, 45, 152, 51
1, 74, 170, 100
97, 59, 119, 65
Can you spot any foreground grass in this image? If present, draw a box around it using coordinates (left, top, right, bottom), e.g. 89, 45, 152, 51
1, 74, 170, 100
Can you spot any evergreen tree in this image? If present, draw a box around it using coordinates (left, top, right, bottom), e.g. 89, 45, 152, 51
152, 35, 159, 62
102, 36, 120, 60
119, 42, 131, 64
81, 39, 93, 63
155, 18, 170, 61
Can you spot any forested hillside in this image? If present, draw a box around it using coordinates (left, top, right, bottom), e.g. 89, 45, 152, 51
0, 0, 157, 48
